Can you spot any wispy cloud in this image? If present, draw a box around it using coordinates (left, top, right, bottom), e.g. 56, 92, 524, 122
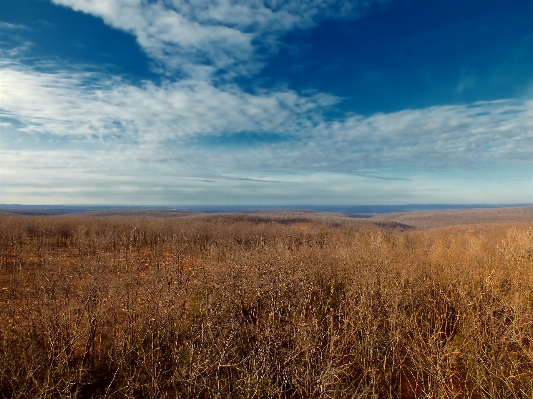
3, 147, 529, 205
1, 0, 532, 205
0, 22, 30, 31
50, 0, 383, 78
1, 58, 532, 173
0, 62, 337, 146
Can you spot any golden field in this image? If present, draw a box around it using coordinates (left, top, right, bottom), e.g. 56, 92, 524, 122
0, 211, 532, 398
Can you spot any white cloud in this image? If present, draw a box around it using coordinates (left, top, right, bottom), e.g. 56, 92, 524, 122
1, 60, 532, 173
1, 59, 531, 204
0, 60, 336, 143
1, 0, 532, 204
50, 0, 382, 77
2, 148, 531, 205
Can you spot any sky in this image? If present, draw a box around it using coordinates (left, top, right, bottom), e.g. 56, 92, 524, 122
0, 0, 532, 205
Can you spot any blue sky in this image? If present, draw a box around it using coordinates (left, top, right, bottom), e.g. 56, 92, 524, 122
0, 0, 532, 205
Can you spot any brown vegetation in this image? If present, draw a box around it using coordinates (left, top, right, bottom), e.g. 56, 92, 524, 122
372, 206, 533, 230
0, 213, 532, 398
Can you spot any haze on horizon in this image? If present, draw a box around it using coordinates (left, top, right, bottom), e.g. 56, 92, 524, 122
1, 0, 532, 206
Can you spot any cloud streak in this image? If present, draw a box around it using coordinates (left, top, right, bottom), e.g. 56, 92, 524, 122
0, 22, 30, 31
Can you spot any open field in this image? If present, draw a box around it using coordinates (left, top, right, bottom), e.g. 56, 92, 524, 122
1, 212, 532, 398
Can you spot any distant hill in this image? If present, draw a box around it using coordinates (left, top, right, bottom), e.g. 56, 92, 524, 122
372, 206, 533, 229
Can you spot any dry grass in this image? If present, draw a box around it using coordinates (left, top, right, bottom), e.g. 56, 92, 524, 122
0, 213, 532, 398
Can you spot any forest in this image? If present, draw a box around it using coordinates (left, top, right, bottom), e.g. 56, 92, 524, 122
0, 212, 532, 398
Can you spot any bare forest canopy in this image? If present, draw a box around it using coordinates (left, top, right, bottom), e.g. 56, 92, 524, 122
1, 213, 532, 398
1, 204, 532, 229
